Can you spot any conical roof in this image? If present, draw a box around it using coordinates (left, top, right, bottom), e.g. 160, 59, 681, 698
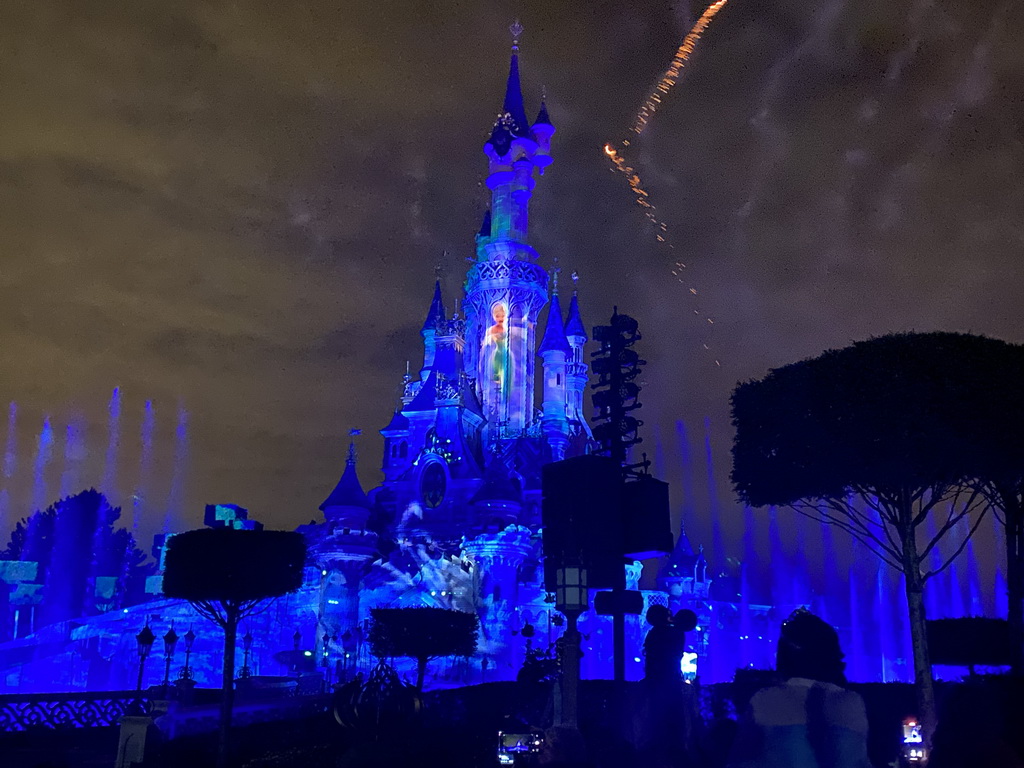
501, 52, 531, 137
534, 100, 552, 127
421, 281, 445, 333
538, 293, 571, 355
486, 50, 532, 154
320, 443, 370, 514
478, 209, 492, 238
382, 410, 410, 433
406, 370, 437, 412
565, 292, 587, 340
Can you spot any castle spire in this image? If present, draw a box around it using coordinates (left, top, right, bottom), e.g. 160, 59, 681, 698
419, 279, 446, 379
489, 19, 531, 145
421, 279, 445, 333
538, 290, 571, 355
320, 429, 369, 515
539, 262, 570, 355
565, 272, 587, 341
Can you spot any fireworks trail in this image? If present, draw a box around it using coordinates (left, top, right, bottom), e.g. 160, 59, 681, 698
604, 0, 730, 365
632, 0, 730, 136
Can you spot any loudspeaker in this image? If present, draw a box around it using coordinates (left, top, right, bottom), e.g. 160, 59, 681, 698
541, 455, 624, 590
621, 476, 674, 559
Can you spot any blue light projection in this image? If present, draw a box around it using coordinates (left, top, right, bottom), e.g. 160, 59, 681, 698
30, 417, 53, 516
60, 418, 85, 499
4, 402, 17, 480
103, 387, 121, 495
132, 399, 155, 535
163, 403, 188, 535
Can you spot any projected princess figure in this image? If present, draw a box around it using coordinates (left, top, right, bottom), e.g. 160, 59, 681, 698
480, 301, 525, 425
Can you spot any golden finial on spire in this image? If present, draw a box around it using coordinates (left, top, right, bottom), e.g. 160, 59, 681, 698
571, 270, 580, 294
510, 19, 524, 50
552, 257, 561, 294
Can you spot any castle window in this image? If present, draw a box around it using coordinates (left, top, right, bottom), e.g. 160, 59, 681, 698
399, 441, 408, 458
556, 373, 562, 386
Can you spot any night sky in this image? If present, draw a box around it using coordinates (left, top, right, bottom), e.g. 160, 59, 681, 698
1, 0, 1022, 589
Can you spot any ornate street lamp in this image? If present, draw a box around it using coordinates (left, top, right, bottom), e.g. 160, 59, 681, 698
162, 623, 179, 690
178, 624, 197, 681
135, 622, 156, 696
321, 631, 331, 668
239, 628, 254, 679
555, 566, 588, 614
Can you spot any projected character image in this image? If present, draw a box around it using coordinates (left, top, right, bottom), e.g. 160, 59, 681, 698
480, 301, 525, 423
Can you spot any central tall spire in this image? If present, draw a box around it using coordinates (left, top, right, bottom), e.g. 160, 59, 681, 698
502, 20, 530, 136
464, 25, 556, 437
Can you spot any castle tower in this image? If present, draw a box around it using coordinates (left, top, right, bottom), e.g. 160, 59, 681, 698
420, 280, 446, 380
538, 268, 571, 460
564, 275, 591, 438
313, 437, 378, 639
464, 23, 553, 439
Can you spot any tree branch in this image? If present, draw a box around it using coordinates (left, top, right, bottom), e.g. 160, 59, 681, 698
924, 504, 990, 581
791, 499, 902, 570
191, 600, 228, 629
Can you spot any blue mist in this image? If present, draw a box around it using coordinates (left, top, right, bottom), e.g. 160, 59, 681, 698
164, 404, 189, 533
4, 402, 17, 480
102, 387, 121, 499
30, 417, 54, 515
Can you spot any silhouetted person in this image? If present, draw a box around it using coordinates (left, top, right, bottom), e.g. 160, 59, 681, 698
728, 608, 871, 768
928, 684, 1022, 768
644, 605, 683, 682
639, 605, 697, 766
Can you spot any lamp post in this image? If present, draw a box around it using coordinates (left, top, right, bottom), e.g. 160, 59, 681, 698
162, 624, 179, 693
178, 625, 196, 681
135, 622, 156, 698
555, 566, 588, 728
239, 629, 254, 679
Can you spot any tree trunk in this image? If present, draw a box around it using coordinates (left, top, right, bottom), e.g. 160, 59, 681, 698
219, 607, 239, 768
416, 656, 427, 691
902, 530, 936, 743
1002, 488, 1024, 675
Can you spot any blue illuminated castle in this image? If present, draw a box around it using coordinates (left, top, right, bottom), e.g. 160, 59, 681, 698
299, 29, 608, 680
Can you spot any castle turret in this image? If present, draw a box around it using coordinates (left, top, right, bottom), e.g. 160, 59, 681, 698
538, 272, 571, 460
532, 100, 554, 173
420, 281, 446, 380
313, 437, 379, 641
564, 276, 591, 438
320, 439, 371, 530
